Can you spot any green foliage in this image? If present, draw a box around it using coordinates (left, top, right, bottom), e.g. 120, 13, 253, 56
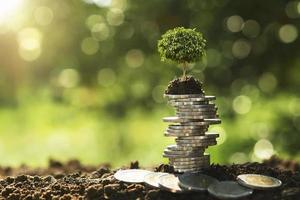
158, 27, 206, 64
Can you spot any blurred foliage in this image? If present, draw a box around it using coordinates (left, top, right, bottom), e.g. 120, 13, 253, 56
0, 0, 299, 167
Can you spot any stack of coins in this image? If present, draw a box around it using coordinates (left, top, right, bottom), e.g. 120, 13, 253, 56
162, 93, 221, 173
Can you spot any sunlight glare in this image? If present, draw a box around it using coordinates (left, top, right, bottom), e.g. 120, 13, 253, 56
0, 0, 23, 23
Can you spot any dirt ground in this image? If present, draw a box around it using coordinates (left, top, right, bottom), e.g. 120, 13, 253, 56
0, 157, 299, 200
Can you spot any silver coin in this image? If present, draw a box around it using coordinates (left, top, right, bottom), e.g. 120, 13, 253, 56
182, 119, 221, 126
177, 107, 217, 112
172, 164, 209, 170
165, 129, 207, 135
169, 101, 205, 106
168, 124, 208, 130
176, 138, 216, 144
178, 133, 219, 140
170, 159, 209, 166
163, 152, 201, 158
166, 95, 215, 100
158, 174, 187, 193
176, 110, 216, 116
164, 94, 205, 99
178, 173, 218, 192
204, 118, 221, 124
114, 169, 151, 183
165, 130, 206, 137
208, 181, 253, 199
165, 132, 206, 137
181, 121, 210, 126
177, 111, 216, 116
164, 149, 203, 157
163, 116, 202, 123
167, 127, 207, 133
170, 155, 209, 162
144, 172, 168, 188
166, 144, 205, 152
172, 161, 210, 168
173, 164, 209, 171
237, 174, 282, 190
176, 104, 215, 109
170, 154, 210, 162
175, 168, 204, 173
176, 141, 216, 147
177, 114, 217, 120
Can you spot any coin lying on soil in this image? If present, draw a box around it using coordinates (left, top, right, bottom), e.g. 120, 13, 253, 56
178, 173, 218, 191
208, 181, 253, 199
114, 169, 151, 183
158, 174, 188, 193
237, 174, 282, 190
144, 172, 168, 188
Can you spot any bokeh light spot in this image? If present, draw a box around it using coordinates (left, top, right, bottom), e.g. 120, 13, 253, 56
125, 49, 144, 68
17, 27, 42, 61
233, 95, 252, 114
232, 39, 251, 59
86, 15, 104, 29
97, 68, 116, 87
254, 139, 274, 160
111, 0, 127, 10
93, 0, 112, 7
258, 72, 277, 93
81, 37, 99, 55
288, 98, 300, 116
58, 68, 80, 88
285, 1, 300, 18
0, 0, 23, 24
106, 8, 124, 26
226, 15, 243, 32
278, 24, 298, 43
34, 6, 54, 26
91, 23, 110, 41
242, 20, 260, 38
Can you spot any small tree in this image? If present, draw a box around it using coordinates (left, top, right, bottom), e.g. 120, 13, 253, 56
158, 27, 206, 79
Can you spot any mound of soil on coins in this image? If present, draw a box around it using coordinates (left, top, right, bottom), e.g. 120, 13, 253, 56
0, 157, 299, 200
165, 76, 204, 95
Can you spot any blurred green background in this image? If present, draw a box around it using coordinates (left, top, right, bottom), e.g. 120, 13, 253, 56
0, 0, 300, 168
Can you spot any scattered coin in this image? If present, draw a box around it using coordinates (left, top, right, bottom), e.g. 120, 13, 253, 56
144, 172, 168, 188
208, 181, 253, 199
178, 173, 218, 191
158, 174, 187, 193
114, 169, 151, 183
237, 174, 282, 190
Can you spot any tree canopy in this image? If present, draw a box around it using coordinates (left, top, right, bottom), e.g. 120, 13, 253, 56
158, 27, 206, 64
